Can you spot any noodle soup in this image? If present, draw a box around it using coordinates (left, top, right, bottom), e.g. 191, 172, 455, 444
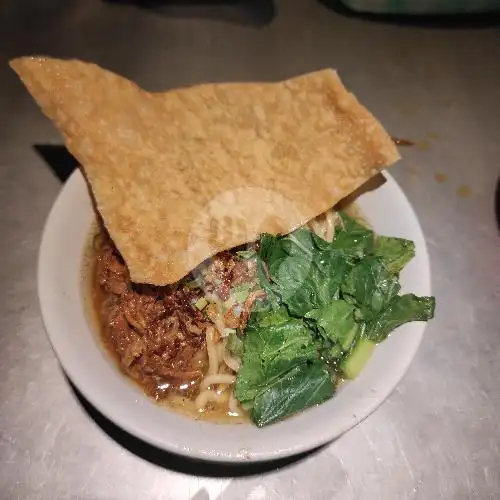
84, 207, 354, 424
84, 203, 434, 429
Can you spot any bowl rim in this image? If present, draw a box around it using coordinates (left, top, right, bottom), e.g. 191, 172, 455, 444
37, 169, 431, 462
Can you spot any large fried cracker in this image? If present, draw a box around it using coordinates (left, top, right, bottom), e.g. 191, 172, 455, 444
10, 56, 400, 284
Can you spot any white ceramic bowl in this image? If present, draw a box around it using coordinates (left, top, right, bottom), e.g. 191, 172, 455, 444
38, 170, 431, 462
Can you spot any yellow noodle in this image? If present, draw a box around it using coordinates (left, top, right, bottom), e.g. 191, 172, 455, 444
200, 374, 236, 391
228, 390, 241, 416
195, 389, 230, 410
223, 350, 241, 372
206, 326, 218, 376
215, 340, 226, 364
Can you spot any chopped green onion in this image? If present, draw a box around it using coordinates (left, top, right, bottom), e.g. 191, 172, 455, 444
236, 250, 257, 260
194, 297, 208, 310
231, 283, 253, 304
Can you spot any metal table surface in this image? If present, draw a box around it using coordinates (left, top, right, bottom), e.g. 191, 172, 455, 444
1, 1, 500, 499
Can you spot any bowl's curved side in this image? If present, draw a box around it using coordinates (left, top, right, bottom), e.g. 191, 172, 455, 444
38, 170, 431, 463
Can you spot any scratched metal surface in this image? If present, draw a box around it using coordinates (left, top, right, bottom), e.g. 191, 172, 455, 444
1, 1, 500, 499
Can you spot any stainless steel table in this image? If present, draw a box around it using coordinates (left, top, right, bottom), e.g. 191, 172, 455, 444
1, 1, 500, 499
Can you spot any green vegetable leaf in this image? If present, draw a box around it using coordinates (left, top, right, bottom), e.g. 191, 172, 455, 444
233, 357, 264, 408
265, 250, 351, 317
256, 306, 291, 327
260, 322, 317, 368
312, 249, 351, 306
277, 256, 342, 316
236, 249, 257, 260
258, 233, 287, 277
281, 228, 330, 257
235, 312, 318, 405
331, 212, 374, 259
256, 256, 281, 311
226, 331, 244, 357
272, 254, 315, 316
373, 236, 415, 274
341, 257, 401, 321
366, 294, 436, 342
256, 227, 353, 317
252, 360, 334, 427
305, 300, 359, 353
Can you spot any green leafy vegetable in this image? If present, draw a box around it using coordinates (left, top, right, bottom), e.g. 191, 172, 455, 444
281, 228, 329, 256
366, 294, 436, 342
311, 249, 351, 306
272, 255, 315, 315
234, 211, 435, 427
258, 229, 351, 317
236, 249, 257, 260
234, 309, 318, 406
374, 236, 415, 274
252, 361, 334, 427
255, 257, 281, 311
341, 257, 401, 321
331, 212, 374, 259
340, 338, 377, 379
258, 233, 287, 277
305, 300, 359, 353
226, 331, 244, 357
256, 306, 290, 327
